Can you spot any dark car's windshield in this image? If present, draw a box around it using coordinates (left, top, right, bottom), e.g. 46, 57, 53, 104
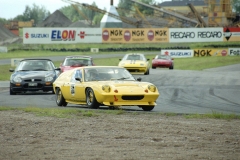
16, 60, 55, 71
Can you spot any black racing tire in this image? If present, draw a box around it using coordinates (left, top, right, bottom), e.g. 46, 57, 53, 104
140, 105, 155, 111
152, 66, 156, 69
144, 69, 150, 75
55, 88, 67, 107
10, 87, 16, 95
169, 65, 174, 70
86, 88, 100, 109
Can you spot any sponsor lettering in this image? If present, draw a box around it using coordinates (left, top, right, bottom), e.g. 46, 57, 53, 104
156, 38, 167, 41
198, 31, 222, 38
170, 32, 195, 39
110, 30, 122, 36
194, 50, 211, 57
230, 49, 240, 55
155, 30, 167, 36
111, 38, 123, 41
132, 38, 145, 41
31, 34, 49, 38
170, 52, 192, 56
51, 30, 76, 41
132, 30, 144, 37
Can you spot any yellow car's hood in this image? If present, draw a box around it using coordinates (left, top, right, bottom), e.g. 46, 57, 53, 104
120, 60, 146, 66
86, 80, 151, 88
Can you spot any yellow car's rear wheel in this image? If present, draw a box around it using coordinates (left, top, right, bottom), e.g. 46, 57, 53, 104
86, 88, 100, 109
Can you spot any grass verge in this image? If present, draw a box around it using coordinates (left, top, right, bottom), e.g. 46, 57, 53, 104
2, 56, 240, 81
0, 106, 239, 120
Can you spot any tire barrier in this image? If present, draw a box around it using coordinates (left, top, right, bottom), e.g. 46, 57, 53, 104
203, 44, 240, 48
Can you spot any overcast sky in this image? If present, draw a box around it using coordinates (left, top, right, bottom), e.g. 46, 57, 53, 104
0, 0, 166, 19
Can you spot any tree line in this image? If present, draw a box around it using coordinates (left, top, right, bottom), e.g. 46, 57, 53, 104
0, 0, 239, 26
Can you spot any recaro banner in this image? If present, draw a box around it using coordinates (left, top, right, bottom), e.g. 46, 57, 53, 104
102, 28, 169, 43
169, 28, 223, 43
23, 28, 102, 44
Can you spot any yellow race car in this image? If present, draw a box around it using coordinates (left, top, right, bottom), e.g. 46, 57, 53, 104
118, 53, 150, 75
53, 66, 159, 111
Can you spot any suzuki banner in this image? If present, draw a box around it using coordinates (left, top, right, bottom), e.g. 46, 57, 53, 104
23, 28, 102, 44
161, 50, 194, 58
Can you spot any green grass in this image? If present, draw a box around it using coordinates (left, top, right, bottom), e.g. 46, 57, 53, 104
0, 106, 239, 120
184, 111, 240, 120
2, 55, 240, 81
2, 41, 240, 60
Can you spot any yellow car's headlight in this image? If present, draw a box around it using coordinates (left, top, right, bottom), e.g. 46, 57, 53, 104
120, 63, 125, 66
140, 63, 145, 66
148, 85, 157, 92
102, 85, 111, 93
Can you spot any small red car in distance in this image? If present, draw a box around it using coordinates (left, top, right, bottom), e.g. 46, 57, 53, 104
60, 55, 95, 73
152, 55, 174, 70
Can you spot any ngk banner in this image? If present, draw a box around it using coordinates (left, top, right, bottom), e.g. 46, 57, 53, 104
23, 28, 102, 44
102, 28, 169, 43
169, 28, 223, 43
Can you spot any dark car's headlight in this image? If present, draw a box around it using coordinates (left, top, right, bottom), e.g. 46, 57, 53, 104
45, 76, 54, 82
13, 77, 22, 83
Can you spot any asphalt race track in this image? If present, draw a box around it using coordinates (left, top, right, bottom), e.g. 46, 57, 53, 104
0, 57, 240, 115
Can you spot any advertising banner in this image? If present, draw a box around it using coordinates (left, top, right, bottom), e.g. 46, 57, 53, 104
193, 49, 228, 57
223, 27, 240, 42
23, 28, 102, 44
169, 28, 223, 43
228, 48, 240, 56
161, 50, 194, 58
0, 46, 7, 53
102, 28, 169, 43
102, 29, 124, 43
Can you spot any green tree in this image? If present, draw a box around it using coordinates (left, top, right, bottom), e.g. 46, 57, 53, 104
136, 0, 156, 15
117, 0, 133, 16
14, 4, 50, 25
60, 5, 82, 22
61, 2, 102, 26
232, 0, 240, 13
0, 18, 8, 24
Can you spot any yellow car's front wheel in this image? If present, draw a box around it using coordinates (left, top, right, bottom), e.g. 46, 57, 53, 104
55, 88, 68, 107
86, 88, 100, 109
140, 105, 155, 111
